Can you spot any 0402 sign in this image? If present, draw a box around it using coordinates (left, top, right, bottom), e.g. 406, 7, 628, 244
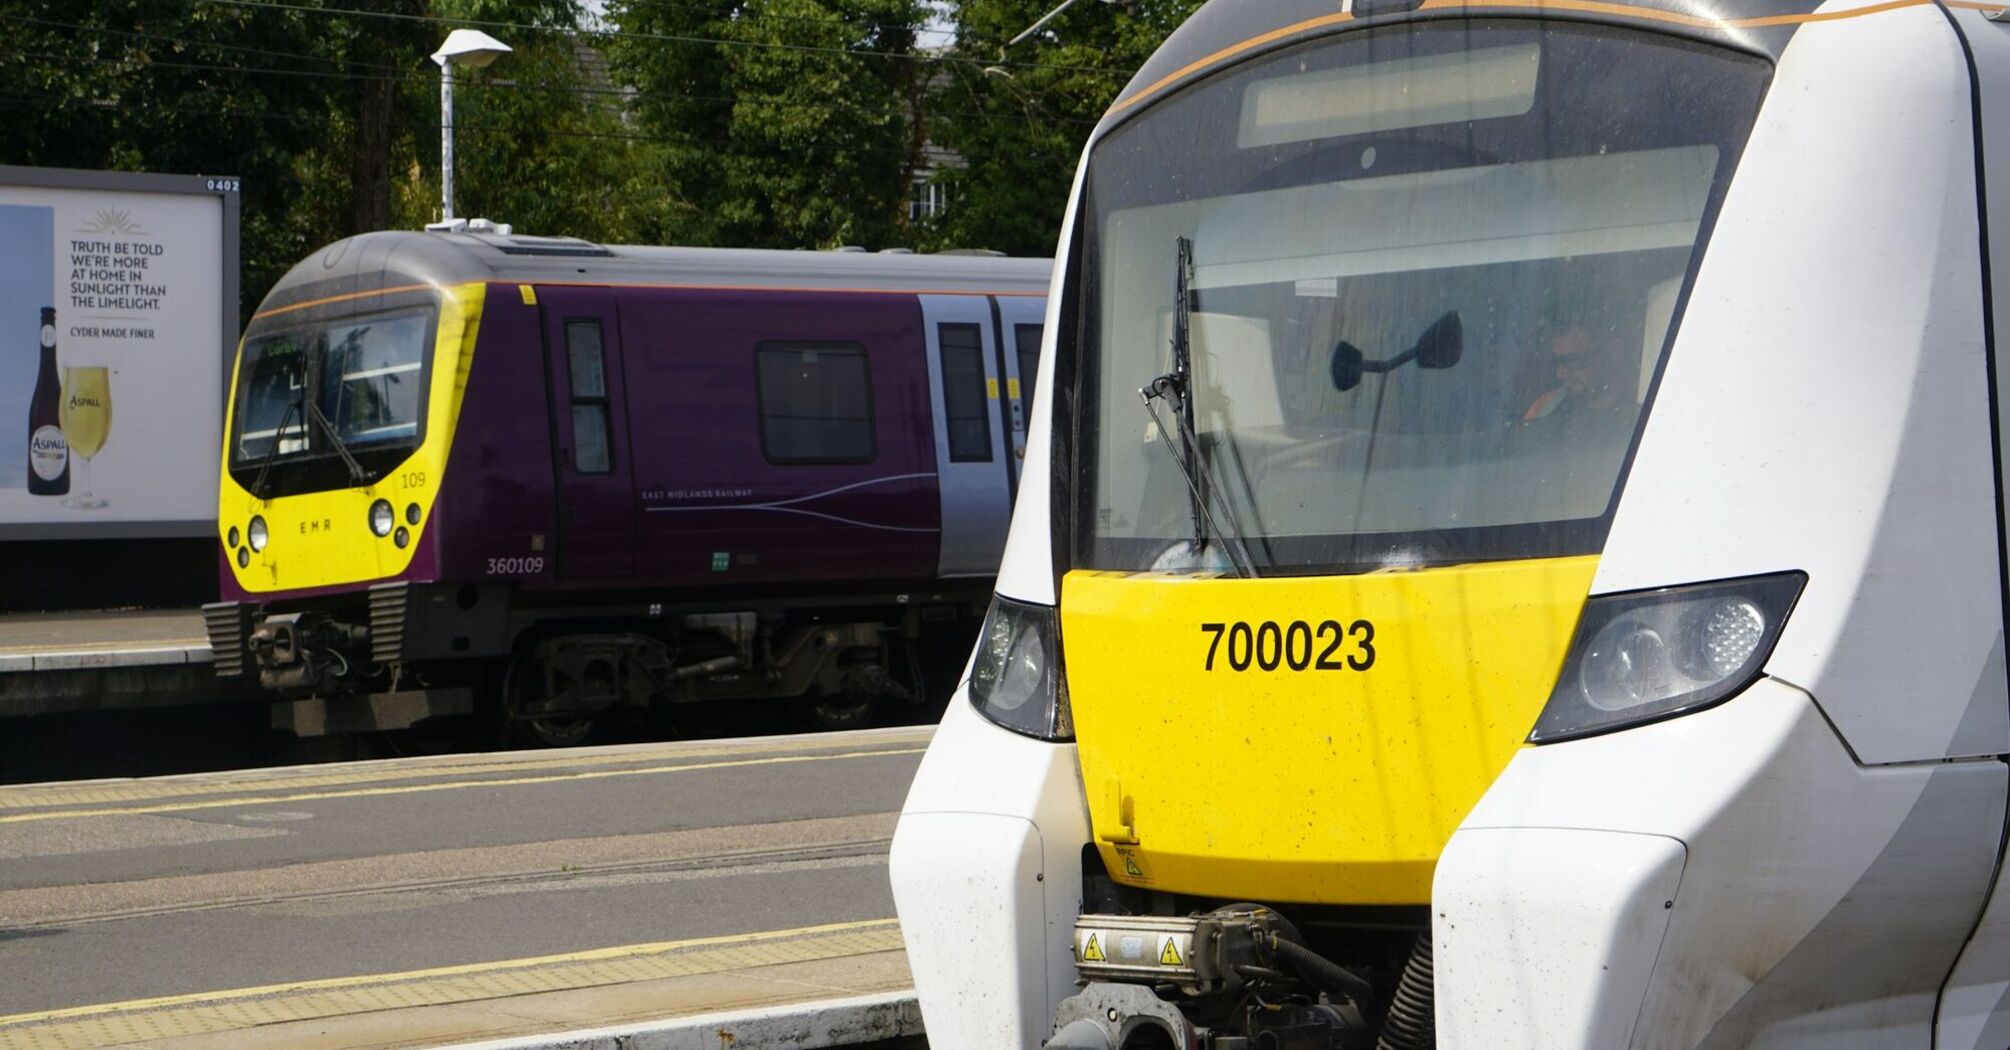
1200, 619, 1375, 673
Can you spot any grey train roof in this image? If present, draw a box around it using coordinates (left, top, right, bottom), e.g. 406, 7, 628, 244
255, 230, 1051, 318
1104, 0, 1829, 137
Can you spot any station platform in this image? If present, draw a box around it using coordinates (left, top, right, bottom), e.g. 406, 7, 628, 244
0, 609, 219, 717
0, 727, 932, 1050
0, 609, 210, 672
0, 924, 913, 1050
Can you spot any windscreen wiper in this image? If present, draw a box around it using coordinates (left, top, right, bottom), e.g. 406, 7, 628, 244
304, 397, 368, 484
249, 397, 301, 500
1139, 236, 1256, 577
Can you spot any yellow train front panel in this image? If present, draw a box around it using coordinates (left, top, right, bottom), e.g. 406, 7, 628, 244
1062, 556, 1597, 904
217, 281, 487, 596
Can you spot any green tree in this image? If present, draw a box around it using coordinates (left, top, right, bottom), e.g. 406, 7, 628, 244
0, 1, 359, 305
0, 1, 680, 307
922, 0, 1198, 257
606, 0, 930, 249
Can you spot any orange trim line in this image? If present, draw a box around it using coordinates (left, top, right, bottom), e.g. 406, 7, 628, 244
251, 283, 434, 321
1421, 0, 1932, 26
1109, 10, 1355, 116
1107, 0, 1946, 117
519, 279, 1048, 298
254, 280, 1043, 321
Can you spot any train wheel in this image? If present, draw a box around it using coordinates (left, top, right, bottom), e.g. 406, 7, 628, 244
377, 717, 477, 757
801, 690, 879, 732
500, 648, 603, 749
511, 713, 600, 749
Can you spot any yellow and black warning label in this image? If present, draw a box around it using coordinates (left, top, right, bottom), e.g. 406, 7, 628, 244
1081, 934, 1105, 963
1160, 937, 1183, 967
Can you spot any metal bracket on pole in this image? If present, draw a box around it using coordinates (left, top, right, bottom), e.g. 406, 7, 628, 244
1005, 0, 1105, 50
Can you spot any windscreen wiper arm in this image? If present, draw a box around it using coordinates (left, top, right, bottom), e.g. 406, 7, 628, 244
249, 397, 300, 500
304, 397, 368, 484
1140, 236, 1255, 577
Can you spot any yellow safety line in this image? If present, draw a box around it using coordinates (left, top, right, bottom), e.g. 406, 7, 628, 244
0, 747, 926, 825
0, 917, 900, 1028
0, 730, 934, 812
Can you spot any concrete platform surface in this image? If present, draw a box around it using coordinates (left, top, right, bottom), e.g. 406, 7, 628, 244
0, 609, 209, 669
0, 727, 934, 1050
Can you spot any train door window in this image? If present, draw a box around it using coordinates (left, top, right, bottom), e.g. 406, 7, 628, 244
938, 323, 993, 461
1014, 323, 1043, 419
755, 342, 876, 464
566, 320, 612, 473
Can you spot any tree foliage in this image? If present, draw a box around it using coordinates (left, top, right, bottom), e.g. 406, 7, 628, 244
919, 0, 1201, 257
607, 0, 929, 249
0, 0, 1204, 307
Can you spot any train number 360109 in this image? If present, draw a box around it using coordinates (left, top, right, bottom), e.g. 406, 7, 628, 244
1200, 620, 1376, 672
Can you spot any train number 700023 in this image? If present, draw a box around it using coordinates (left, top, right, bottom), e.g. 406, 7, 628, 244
1199, 620, 1375, 672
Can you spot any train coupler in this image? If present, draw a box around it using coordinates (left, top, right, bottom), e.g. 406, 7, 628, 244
1054, 909, 1372, 1050
249, 612, 371, 695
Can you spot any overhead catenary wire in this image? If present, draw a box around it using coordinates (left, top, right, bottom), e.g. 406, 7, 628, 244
602, 0, 1067, 52
0, 76, 1083, 167
0, 13, 1109, 127
179, 0, 1130, 77
0, 35, 1107, 129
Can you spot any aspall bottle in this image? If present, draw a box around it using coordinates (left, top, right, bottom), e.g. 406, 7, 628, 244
26, 307, 68, 496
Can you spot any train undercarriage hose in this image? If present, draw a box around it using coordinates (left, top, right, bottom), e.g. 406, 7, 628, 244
1375, 932, 1435, 1050
1268, 934, 1377, 1014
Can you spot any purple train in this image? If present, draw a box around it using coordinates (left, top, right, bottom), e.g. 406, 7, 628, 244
203, 229, 1051, 743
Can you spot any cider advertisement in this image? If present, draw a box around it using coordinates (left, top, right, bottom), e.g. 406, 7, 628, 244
0, 171, 235, 535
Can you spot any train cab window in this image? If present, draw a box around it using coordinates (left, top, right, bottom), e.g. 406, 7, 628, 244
1073, 21, 1769, 575
1014, 323, 1042, 419
755, 342, 876, 464
939, 323, 993, 461
566, 320, 612, 474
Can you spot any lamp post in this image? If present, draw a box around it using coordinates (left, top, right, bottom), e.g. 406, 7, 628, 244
430, 29, 511, 223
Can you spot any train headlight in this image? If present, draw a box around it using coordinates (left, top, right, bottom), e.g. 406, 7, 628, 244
247, 516, 268, 552
369, 499, 395, 537
969, 595, 1073, 741
1529, 572, 1805, 744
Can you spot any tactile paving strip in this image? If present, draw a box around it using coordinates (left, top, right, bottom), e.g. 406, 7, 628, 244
0, 920, 905, 1050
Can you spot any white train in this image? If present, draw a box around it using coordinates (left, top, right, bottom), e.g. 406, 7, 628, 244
889, 0, 2010, 1046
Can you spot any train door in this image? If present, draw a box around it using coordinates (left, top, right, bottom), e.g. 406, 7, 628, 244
992, 295, 1045, 486
540, 287, 635, 577
919, 295, 1011, 577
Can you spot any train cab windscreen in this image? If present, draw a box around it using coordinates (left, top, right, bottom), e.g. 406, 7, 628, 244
1074, 23, 1769, 575
229, 306, 436, 498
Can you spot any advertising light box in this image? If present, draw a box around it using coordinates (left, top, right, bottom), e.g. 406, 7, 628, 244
0, 167, 240, 538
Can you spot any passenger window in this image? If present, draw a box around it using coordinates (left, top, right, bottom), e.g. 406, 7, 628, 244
755, 342, 876, 464
938, 323, 992, 462
1014, 323, 1043, 420
565, 321, 612, 474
